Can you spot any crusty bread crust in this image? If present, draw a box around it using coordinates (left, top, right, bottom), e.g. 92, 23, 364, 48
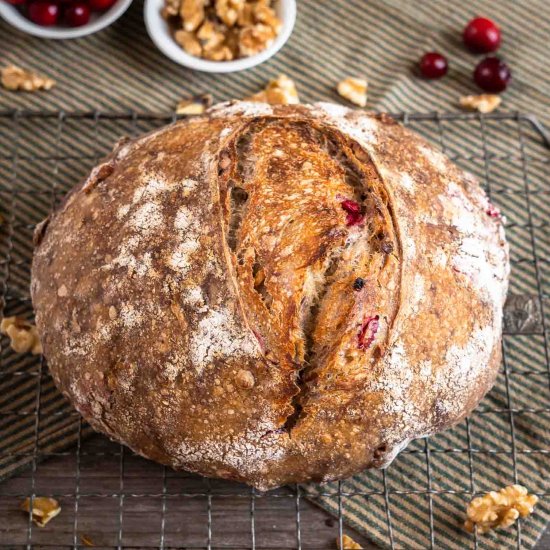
31, 102, 509, 490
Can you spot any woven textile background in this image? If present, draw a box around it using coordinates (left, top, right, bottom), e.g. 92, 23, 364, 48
0, 0, 549, 121
1, 1, 550, 549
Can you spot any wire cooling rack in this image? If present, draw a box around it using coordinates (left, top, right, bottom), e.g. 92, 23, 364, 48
0, 111, 549, 549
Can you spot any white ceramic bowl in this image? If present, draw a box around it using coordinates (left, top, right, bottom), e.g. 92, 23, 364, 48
144, 0, 296, 73
0, 0, 133, 39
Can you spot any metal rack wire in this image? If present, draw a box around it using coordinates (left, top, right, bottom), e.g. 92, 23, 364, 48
0, 111, 548, 549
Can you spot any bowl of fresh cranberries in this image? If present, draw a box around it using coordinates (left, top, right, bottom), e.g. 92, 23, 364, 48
0, 0, 132, 38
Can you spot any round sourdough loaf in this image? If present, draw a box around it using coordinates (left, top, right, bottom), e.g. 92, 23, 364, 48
31, 102, 509, 490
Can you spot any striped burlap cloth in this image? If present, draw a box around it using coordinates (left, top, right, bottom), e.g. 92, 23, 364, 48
1, 1, 549, 548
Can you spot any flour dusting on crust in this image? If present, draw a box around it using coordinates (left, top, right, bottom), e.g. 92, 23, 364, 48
211, 101, 274, 118
175, 419, 285, 475
190, 307, 259, 373
310, 102, 379, 146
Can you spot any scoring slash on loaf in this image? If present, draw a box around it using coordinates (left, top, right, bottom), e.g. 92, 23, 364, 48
31, 102, 509, 490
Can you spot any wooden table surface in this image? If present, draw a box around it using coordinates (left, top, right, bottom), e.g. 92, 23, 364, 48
0, 434, 547, 549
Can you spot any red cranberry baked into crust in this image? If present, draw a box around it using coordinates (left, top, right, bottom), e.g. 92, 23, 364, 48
31, 103, 509, 490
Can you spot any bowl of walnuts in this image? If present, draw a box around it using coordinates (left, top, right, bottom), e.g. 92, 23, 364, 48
144, 0, 296, 72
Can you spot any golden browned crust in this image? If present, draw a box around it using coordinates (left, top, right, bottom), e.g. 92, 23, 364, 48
31, 102, 509, 490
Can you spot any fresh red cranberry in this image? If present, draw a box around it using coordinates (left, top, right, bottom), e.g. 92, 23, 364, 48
463, 17, 501, 53
27, 0, 59, 26
419, 52, 448, 79
474, 57, 511, 93
65, 2, 90, 26
341, 199, 364, 226
88, 0, 116, 11
358, 315, 379, 350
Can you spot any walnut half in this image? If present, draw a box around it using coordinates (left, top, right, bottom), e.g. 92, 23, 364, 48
20, 497, 61, 527
459, 94, 501, 114
247, 74, 299, 105
175, 93, 213, 115
464, 485, 538, 534
337, 77, 368, 108
1, 316, 42, 355
1, 65, 55, 92
238, 23, 276, 57
175, 30, 203, 57
337, 534, 363, 549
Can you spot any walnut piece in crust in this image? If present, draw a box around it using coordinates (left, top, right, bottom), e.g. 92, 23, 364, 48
337, 534, 363, 549
1, 316, 42, 355
464, 485, 538, 534
337, 77, 368, 107
20, 497, 61, 527
1, 65, 55, 92
175, 93, 213, 115
459, 94, 501, 114
235, 369, 255, 389
247, 74, 299, 105
164, 0, 281, 61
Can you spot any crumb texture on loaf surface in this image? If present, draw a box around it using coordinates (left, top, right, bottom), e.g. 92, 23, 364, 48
31, 102, 509, 490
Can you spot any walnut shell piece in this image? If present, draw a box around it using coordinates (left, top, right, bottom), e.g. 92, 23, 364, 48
1, 65, 55, 92
175, 94, 213, 115
161, 0, 179, 17
337, 77, 368, 108
215, 0, 244, 27
180, 0, 205, 31
20, 497, 61, 527
337, 534, 363, 549
246, 74, 299, 105
175, 30, 203, 57
459, 94, 502, 114
464, 485, 538, 534
238, 23, 276, 56
1, 316, 42, 355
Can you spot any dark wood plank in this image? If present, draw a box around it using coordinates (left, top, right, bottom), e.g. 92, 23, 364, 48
0, 434, 547, 548
0, 435, 375, 549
